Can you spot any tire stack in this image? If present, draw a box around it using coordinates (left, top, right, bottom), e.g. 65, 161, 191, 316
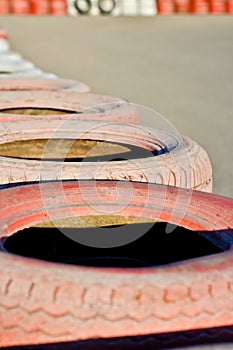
157, 0, 233, 13
0, 28, 233, 349
0, 0, 67, 15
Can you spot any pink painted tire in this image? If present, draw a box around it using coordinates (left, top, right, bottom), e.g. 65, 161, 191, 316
0, 27, 8, 40
0, 91, 139, 124
0, 77, 90, 93
0, 181, 232, 347
0, 119, 212, 191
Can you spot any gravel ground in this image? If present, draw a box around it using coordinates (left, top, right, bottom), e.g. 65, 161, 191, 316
0, 15, 232, 198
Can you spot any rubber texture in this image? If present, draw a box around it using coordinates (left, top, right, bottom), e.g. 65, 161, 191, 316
98, 0, 116, 14
0, 77, 90, 93
0, 181, 232, 347
0, 90, 139, 123
74, 0, 92, 14
0, 119, 212, 191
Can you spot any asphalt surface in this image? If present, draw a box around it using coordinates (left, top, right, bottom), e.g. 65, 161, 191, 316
0, 15, 232, 197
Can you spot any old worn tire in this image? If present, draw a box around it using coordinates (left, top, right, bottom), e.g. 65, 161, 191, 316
0, 59, 35, 73
0, 38, 9, 53
74, 0, 92, 14
0, 51, 22, 62
0, 67, 52, 78
0, 77, 90, 93
0, 181, 232, 347
0, 91, 139, 123
98, 0, 116, 14
0, 119, 212, 191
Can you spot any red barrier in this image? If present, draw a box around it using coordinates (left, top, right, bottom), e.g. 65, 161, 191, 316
50, 0, 67, 14
31, 0, 50, 14
0, 0, 10, 14
191, 0, 209, 13
227, 0, 233, 12
157, 0, 175, 13
10, 0, 31, 14
175, 0, 191, 12
209, 0, 226, 12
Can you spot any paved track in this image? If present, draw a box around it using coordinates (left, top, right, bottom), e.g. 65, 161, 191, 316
0, 16, 232, 197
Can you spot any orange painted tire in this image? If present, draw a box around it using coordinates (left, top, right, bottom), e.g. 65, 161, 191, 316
0, 181, 232, 347
0, 91, 139, 123
0, 119, 212, 191
0, 77, 90, 93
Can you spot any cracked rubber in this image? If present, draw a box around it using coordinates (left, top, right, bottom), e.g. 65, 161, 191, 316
0, 90, 139, 123
0, 119, 212, 191
0, 181, 232, 347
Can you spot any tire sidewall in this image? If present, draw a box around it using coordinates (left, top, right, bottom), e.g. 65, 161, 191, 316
74, 0, 92, 14
98, 0, 116, 14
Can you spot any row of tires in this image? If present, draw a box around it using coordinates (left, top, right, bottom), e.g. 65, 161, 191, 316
0, 0, 116, 16
74, 0, 116, 14
158, 0, 233, 14
0, 27, 233, 349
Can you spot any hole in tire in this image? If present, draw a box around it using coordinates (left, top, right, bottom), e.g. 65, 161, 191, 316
0, 139, 154, 161
2, 220, 222, 268
0, 107, 74, 115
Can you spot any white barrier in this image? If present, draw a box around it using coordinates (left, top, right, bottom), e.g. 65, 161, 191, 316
68, 0, 157, 16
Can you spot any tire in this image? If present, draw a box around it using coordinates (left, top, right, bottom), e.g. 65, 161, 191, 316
0, 60, 34, 73
0, 51, 22, 62
74, 0, 92, 14
0, 181, 232, 347
0, 67, 57, 79
0, 67, 44, 78
98, 0, 116, 14
0, 77, 90, 93
0, 90, 139, 124
0, 38, 9, 53
0, 119, 212, 191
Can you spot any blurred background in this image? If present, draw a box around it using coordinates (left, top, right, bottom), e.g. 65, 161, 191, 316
0, 0, 233, 15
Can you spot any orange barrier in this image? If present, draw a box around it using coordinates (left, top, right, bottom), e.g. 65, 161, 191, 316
227, 0, 233, 12
31, 0, 50, 14
50, 0, 67, 14
157, 0, 175, 13
10, 0, 31, 14
0, 0, 10, 14
210, 0, 226, 13
175, 0, 191, 12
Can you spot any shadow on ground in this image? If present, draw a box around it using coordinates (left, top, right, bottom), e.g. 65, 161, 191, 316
3, 326, 233, 350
